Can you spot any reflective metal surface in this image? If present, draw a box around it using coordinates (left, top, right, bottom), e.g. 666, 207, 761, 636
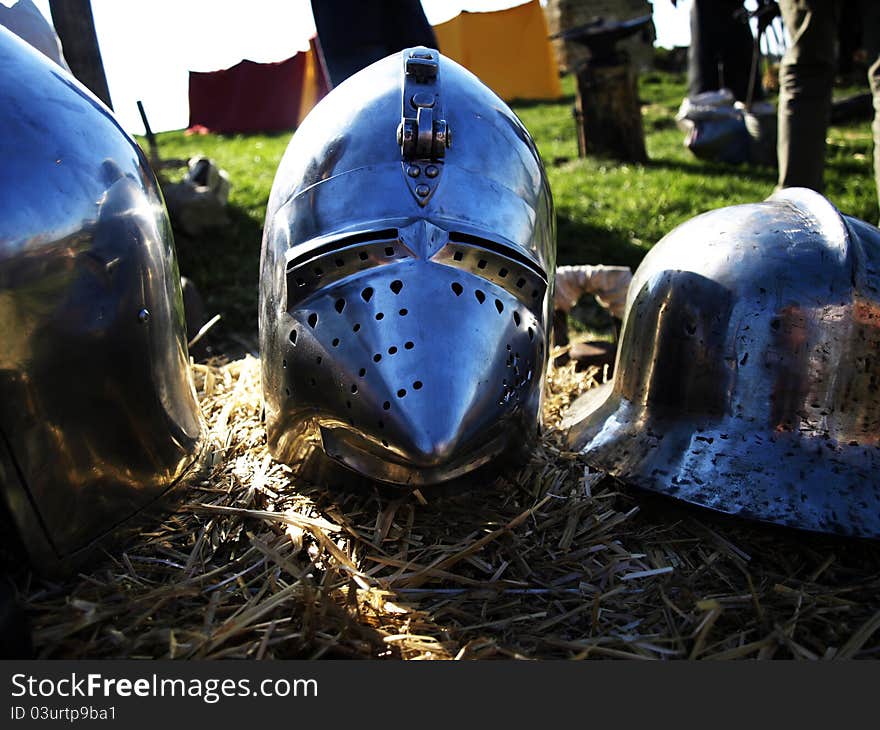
564, 188, 880, 537
260, 48, 555, 485
0, 28, 204, 569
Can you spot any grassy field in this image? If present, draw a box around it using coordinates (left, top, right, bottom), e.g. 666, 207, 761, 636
146, 71, 879, 341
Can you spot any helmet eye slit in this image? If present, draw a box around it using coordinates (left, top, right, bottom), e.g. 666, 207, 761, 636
284, 231, 413, 310
431, 233, 547, 307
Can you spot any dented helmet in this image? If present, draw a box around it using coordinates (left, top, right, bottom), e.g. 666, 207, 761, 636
0, 28, 204, 572
260, 47, 555, 485
565, 189, 880, 538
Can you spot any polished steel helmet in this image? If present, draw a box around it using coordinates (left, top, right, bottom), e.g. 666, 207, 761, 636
0, 28, 204, 572
564, 189, 880, 538
260, 47, 555, 485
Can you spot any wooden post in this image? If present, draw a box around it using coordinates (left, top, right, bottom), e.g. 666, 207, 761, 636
137, 100, 160, 168
49, 0, 113, 110
575, 61, 647, 163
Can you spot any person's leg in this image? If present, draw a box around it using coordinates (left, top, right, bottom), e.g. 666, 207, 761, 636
870, 56, 880, 216
777, 0, 840, 191
859, 0, 880, 214
718, 0, 763, 103
688, 0, 725, 97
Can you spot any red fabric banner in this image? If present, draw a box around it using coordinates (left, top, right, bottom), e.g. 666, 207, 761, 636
187, 38, 329, 134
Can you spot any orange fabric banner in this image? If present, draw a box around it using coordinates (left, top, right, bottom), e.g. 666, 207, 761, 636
433, 0, 562, 101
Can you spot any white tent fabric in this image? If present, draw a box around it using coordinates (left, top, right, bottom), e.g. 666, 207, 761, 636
19, 0, 690, 136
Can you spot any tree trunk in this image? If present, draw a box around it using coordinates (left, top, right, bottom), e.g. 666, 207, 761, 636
575, 62, 647, 163
49, 0, 112, 110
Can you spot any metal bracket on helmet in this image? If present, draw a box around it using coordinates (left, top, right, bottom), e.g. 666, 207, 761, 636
397, 47, 450, 207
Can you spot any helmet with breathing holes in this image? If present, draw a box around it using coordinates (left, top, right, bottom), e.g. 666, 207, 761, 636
259, 47, 555, 485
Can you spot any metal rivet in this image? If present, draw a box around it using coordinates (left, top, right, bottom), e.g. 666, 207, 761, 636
137, 308, 150, 323
411, 91, 435, 108
415, 184, 430, 197
425, 165, 439, 178
407, 165, 421, 177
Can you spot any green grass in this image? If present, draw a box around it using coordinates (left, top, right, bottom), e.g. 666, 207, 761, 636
147, 132, 291, 336
144, 70, 879, 341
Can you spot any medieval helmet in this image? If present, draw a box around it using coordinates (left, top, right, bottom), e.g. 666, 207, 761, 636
0, 27, 204, 572
564, 188, 880, 538
260, 47, 555, 486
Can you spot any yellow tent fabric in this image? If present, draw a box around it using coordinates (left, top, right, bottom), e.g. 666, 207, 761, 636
296, 38, 328, 126
433, 0, 562, 101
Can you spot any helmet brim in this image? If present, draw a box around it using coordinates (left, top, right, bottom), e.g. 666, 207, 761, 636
563, 383, 880, 539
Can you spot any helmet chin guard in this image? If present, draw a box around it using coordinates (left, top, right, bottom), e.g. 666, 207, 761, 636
260, 48, 555, 486
565, 189, 880, 538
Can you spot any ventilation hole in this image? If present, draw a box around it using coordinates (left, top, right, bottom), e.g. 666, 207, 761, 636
376, 312, 384, 320
528, 327, 534, 341
502, 379, 508, 386
475, 290, 486, 304
351, 384, 358, 394
499, 268, 508, 278
316, 356, 322, 364
385, 246, 395, 257
382, 439, 389, 447
307, 312, 318, 328
353, 323, 361, 332
477, 259, 487, 270
335, 298, 346, 313
397, 389, 407, 398
405, 341, 414, 350
383, 401, 391, 410
451, 282, 463, 296
532, 289, 540, 299
495, 299, 504, 313
314, 267, 324, 277
506, 344, 512, 351
390, 280, 403, 294
359, 251, 368, 261
399, 308, 408, 316
516, 278, 526, 289
361, 287, 374, 302
309, 378, 317, 386
388, 346, 398, 355
413, 381, 423, 390
358, 368, 366, 377
453, 251, 463, 262
513, 311, 521, 326
296, 277, 306, 287
374, 354, 382, 362
346, 400, 352, 409
332, 338, 340, 347
285, 387, 291, 397
282, 359, 287, 368
335, 258, 344, 268
378, 420, 384, 429
289, 329, 298, 344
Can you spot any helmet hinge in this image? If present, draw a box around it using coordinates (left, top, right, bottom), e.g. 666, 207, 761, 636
397, 47, 450, 206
